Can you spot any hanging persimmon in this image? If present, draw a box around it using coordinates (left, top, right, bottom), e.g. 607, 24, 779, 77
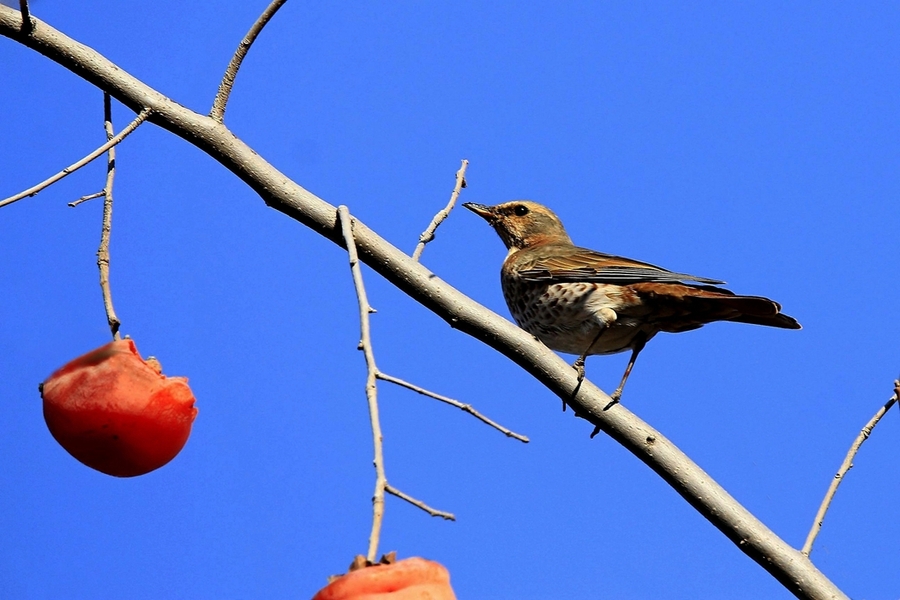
40, 339, 198, 477
312, 557, 456, 600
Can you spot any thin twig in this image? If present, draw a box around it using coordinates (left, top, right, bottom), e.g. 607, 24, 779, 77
0, 107, 151, 209
97, 93, 121, 340
411, 159, 468, 261
18, 0, 31, 34
338, 205, 388, 563
377, 372, 529, 443
385, 484, 455, 521
339, 206, 457, 559
801, 380, 900, 556
209, 0, 288, 122
68, 191, 105, 207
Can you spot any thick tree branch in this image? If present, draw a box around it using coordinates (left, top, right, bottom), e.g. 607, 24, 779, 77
0, 8, 848, 599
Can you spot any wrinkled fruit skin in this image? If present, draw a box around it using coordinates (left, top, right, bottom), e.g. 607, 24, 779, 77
312, 557, 456, 600
41, 339, 198, 477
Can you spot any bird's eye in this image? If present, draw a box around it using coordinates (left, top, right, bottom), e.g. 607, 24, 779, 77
513, 205, 530, 216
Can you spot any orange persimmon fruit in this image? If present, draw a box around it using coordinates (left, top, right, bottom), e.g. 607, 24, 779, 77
40, 339, 198, 477
312, 557, 456, 600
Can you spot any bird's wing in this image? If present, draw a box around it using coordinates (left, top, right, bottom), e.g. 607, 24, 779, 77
516, 247, 726, 286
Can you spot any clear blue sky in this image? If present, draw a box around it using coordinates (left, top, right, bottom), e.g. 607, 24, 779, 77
1, 2, 899, 598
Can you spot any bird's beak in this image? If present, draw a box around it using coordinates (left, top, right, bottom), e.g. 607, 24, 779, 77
463, 202, 496, 223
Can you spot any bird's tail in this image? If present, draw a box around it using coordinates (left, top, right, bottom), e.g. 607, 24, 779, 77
632, 283, 802, 331
703, 294, 801, 330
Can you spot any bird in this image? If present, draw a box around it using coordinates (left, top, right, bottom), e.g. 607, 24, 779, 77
463, 200, 800, 410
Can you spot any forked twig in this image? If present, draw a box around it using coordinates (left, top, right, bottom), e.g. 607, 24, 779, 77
338, 205, 454, 562
376, 372, 528, 442
210, 0, 289, 122
411, 159, 468, 261
97, 93, 121, 340
801, 379, 899, 556
0, 108, 151, 209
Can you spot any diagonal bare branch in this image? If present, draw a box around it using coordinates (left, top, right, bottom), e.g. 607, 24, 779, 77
210, 0, 289, 122
801, 380, 899, 556
377, 371, 529, 443
0, 107, 151, 209
386, 484, 455, 521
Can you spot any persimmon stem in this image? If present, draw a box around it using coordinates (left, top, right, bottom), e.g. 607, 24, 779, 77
97, 93, 121, 340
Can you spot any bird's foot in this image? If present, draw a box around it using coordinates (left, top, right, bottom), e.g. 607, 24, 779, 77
566, 357, 588, 411
572, 357, 586, 382
603, 390, 621, 411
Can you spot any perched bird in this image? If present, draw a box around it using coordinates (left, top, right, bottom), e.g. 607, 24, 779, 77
464, 200, 800, 407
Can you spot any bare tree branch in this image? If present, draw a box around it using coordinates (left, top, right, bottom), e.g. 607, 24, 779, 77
0, 9, 850, 599
97, 93, 121, 340
210, 0, 289, 123
386, 484, 455, 521
338, 206, 455, 560
0, 107, 151, 209
801, 379, 899, 557
338, 205, 388, 563
377, 372, 529, 443
412, 159, 468, 261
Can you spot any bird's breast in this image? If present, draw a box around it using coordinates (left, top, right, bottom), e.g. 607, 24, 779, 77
500, 275, 656, 356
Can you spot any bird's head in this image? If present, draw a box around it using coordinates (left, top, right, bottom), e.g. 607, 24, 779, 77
463, 201, 573, 251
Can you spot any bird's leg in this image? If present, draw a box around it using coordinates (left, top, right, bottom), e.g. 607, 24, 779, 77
563, 308, 617, 412
572, 328, 604, 383
604, 332, 648, 410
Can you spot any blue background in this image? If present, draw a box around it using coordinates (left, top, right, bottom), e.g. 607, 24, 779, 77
1, 2, 898, 598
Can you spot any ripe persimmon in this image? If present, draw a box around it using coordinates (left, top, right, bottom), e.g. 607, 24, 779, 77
40, 339, 198, 477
